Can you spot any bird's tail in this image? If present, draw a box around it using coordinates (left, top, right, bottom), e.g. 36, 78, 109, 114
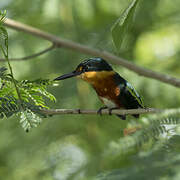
132, 114, 139, 118
116, 115, 126, 120
116, 114, 140, 120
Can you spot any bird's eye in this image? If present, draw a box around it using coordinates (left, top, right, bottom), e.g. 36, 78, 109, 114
77, 66, 83, 72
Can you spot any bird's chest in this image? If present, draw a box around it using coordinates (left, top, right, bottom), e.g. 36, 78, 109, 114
92, 79, 122, 108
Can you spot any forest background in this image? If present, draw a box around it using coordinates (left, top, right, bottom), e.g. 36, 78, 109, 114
0, 0, 180, 179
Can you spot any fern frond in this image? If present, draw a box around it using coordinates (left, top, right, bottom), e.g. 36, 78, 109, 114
104, 109, 180, 157
0, 67, 55, 131
19, 109, 42, 132
0, 96, 19, 118
19, 79, 56, 104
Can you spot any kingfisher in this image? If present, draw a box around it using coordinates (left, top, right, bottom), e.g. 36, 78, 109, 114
54, 57, 144, 120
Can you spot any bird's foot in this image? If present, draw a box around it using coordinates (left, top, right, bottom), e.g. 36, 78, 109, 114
116, 114, 126, 120
97, 106, 108, 116
108, 107, 119, 115
108, 107, 126, 120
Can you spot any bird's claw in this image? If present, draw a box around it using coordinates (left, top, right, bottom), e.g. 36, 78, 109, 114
109, 109, 113, 115
108, 107, 119, 115
97, 106, 108, 116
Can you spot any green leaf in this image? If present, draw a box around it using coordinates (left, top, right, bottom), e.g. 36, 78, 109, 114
111, 0, 139, 52
19, 79, 56, 107
20, 109, 42, 132
0, 10, 8, 58
0, 10, 6, 25
0, 67, 55, 130
104, 109, 180, 157
0, 96, 19, 118
0, 29, 8, 58
0, 67, 7, 77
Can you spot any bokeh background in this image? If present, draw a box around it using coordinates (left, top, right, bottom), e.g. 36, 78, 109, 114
0, 0, 180, 179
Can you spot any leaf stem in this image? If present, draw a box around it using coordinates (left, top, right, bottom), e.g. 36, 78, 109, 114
0, 24, 23, 110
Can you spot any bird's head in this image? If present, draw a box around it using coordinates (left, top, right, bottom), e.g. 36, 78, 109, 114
54, 57, 114, 84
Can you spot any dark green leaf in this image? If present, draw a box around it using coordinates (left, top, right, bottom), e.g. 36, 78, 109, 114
111, 0, 139, 52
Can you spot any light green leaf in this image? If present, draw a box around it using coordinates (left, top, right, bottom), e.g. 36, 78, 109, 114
111, 0, 139, 52
0, 10, 6, 24
20, 109, 42, 132
0, 10, 8, 58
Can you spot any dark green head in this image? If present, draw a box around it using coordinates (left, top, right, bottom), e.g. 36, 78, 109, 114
54, 57, 113, 80
76, 57, 113, 72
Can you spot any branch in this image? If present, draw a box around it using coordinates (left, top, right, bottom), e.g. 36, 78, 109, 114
41, 108, 163, 116
0, 43, 56, 61
4, 18, 180, 88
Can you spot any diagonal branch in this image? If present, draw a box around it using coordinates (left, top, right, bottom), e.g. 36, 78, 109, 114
41, 108, 163, 116
4, 18, 180, 88
0, 43, 56, 61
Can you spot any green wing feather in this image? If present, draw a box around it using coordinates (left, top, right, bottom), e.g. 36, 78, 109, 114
126, 82, 144, 108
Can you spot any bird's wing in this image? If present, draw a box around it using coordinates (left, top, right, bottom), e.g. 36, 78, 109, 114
125, 82, 144, 108
113, 73, 144, 108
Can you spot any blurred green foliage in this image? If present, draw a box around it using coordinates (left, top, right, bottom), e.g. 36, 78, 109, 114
0, 0, 180, 179
111, 0, 139, 52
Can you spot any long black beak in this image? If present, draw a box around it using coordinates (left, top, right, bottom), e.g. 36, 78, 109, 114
54, 71, 81, 81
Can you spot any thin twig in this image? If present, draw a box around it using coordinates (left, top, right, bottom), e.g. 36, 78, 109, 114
0, 43, 56, 61
4, 18, 180, 88
40, 108, 163, 116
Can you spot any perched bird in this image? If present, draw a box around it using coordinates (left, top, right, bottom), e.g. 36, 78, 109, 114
54, 57, 144, 120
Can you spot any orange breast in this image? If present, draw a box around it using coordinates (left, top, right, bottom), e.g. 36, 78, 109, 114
79, 71, 123, 107
93, 78, 123, 107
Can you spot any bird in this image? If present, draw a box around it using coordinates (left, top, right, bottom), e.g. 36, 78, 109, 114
54, 57, 144, 120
